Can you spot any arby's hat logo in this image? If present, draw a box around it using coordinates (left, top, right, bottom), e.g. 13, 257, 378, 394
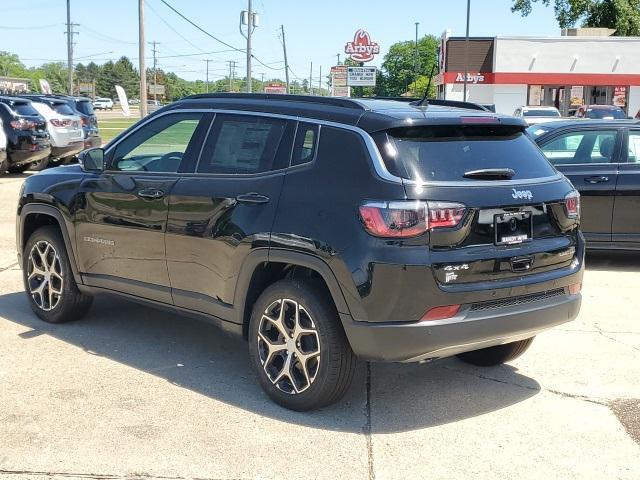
344, 29, 380, 63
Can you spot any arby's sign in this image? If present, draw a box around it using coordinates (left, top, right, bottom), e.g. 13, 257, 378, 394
344, 29, 380, 63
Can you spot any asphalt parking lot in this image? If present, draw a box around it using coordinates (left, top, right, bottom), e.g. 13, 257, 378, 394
0, 173, 639, 480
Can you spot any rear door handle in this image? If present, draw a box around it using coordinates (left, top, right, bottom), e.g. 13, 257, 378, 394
137, 188, 165, 199
584, 175, 609, 184
236, 193, 270, 204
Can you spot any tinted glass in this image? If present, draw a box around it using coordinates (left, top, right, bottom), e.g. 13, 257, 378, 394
379, 124, 557, 182
628, 131, 640, 164
291, 123, 318, 166
52, 103, 75, 115
585, 108, 626, 119
523, 109, 560, 117
540, 130, 617, 165
111, 112, 204, 172
13, 103, 39, 116
197, 114, 287, 174
75, 100, 94, 115
526, 125, 553, 138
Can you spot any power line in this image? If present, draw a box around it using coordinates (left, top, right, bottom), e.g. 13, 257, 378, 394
145, 0, 206, 54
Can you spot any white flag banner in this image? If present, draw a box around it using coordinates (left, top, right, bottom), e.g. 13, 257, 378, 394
39, 79, 52, 94
115, 85, 130, 117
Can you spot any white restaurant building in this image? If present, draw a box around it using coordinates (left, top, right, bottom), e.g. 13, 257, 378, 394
435, 29, 640, 117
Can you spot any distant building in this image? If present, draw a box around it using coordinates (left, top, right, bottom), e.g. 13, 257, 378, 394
435, 29, 640, 117
0, 76, 30, 95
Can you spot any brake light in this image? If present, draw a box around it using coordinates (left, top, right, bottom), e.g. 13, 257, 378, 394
359, 200, 466, 238
9, 118, 36, 130
564, 191, 580, 219
50, 119, 72, 127
568, 283, 581, 295
421, 304, 461, 321
461, 116, 499, 124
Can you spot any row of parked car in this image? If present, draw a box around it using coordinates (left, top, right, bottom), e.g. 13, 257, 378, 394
0, 94, 101, 174
513, 104, 637, 126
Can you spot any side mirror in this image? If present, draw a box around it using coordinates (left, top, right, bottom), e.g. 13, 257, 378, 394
79, 147, 105, 172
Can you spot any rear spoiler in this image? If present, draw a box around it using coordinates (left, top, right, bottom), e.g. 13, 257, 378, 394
409, 98, 489, 111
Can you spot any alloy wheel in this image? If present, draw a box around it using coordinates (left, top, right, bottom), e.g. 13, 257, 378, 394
257, 298, 321, 394
27, 240, 64, 311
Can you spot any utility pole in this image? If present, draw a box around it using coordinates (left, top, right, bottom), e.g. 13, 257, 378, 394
240, 1, 257, 93
227, 60, 236, 92
205, 59, 211, 93
414, 22, 419, 87
260, 72, 265, 92
150, 41, 159, 102
309, 61, 313, 95
139, 0, 147, 117
65, 0, 78, 95
463, 0, 471, 102
336, 53, 340, 65
280, 25, 290, 94
318, 65, 322, 95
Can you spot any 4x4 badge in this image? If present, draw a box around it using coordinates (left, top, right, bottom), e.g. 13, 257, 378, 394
512, 189, 533, 201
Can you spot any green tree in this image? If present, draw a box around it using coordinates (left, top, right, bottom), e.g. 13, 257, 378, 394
512, 0, 640, 35
378, 35, 439, 97
0, 51, 26, 76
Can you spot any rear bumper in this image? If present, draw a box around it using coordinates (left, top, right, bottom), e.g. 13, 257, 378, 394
9, 145, 51, 165
342, 291, 581, 362
84, 135, 102, 149
51, 141, 84, 159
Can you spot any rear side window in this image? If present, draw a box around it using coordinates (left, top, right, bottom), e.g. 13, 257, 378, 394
75, 100, 94, 115
291, 123, 318, 166
197, 114, 290, 174
52, 103, 75, 115
585, 108, 625, 119
540, 130, 618, 165
13, 103, 39, 116
378, 124, 557, 182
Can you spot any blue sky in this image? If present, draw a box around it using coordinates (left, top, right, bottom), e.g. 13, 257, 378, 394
1, 0, 560, 84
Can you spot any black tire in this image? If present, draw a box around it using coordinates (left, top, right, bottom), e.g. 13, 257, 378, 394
248, 279, 356, 411
7, 163, 31, 174
23, 226, 92, 324
28, 156, 51, 171
457, 337, 535, 367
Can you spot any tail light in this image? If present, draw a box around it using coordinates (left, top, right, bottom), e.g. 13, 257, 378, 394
568, 283, 582, 295
50, 119, 72, 127
564, 191, 580, 219
359, 200, 466, 238
10, 118, 36, 130
421, 304, 461, 321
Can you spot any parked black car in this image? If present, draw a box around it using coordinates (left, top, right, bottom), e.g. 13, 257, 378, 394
16, 94, 584, 410
0, 96, 51, 173
530, 120, 640, 250
50, 95, 101, 149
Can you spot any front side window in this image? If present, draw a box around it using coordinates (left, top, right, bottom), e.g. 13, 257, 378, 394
540, 130, 618, 165
110, 112, 204, 173
197, 114, 288, 174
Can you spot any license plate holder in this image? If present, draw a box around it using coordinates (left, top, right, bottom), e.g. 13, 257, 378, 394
494, 211, 532, 245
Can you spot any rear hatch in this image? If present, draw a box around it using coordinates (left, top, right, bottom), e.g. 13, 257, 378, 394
10, 101, 49, 141
374, 120, 581, 287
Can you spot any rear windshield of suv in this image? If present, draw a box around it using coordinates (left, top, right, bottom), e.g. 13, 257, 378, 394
585, 108, 626, 119
52, 103, 75, 116
75, 100, 94, 115
12, 102, 39, 116
523, 109, 560, 117
378, 124, 557, 182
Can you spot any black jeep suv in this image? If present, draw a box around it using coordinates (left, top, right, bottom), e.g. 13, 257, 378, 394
16, 94, 584, 410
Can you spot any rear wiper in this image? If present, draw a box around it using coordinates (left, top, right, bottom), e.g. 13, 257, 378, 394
463, 168, 516, 180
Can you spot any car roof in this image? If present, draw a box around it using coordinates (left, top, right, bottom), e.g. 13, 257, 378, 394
522, 106, 558, 109
19, 95, 68, 106
175, 93, 526, 133
584, 104, 623, 110
529, 119, 640, 132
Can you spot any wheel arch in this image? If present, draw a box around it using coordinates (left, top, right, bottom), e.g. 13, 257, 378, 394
19, 204, 82, 284
235, 249, 351, 339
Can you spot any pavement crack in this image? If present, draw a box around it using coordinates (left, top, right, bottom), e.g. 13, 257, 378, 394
362, 362, 375, 480
593, 323, 640, 353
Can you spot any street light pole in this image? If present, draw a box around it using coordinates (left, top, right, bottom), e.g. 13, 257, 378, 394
463, 0, 471, 102
138, 0, 147, 118
246, 0, 252, 92
414, 22, 419, 87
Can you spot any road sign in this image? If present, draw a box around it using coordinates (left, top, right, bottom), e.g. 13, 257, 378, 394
330, 65, 350, 97
264, 83, 286, 94
347, 67, 377, 87
148, 84, 165, 95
